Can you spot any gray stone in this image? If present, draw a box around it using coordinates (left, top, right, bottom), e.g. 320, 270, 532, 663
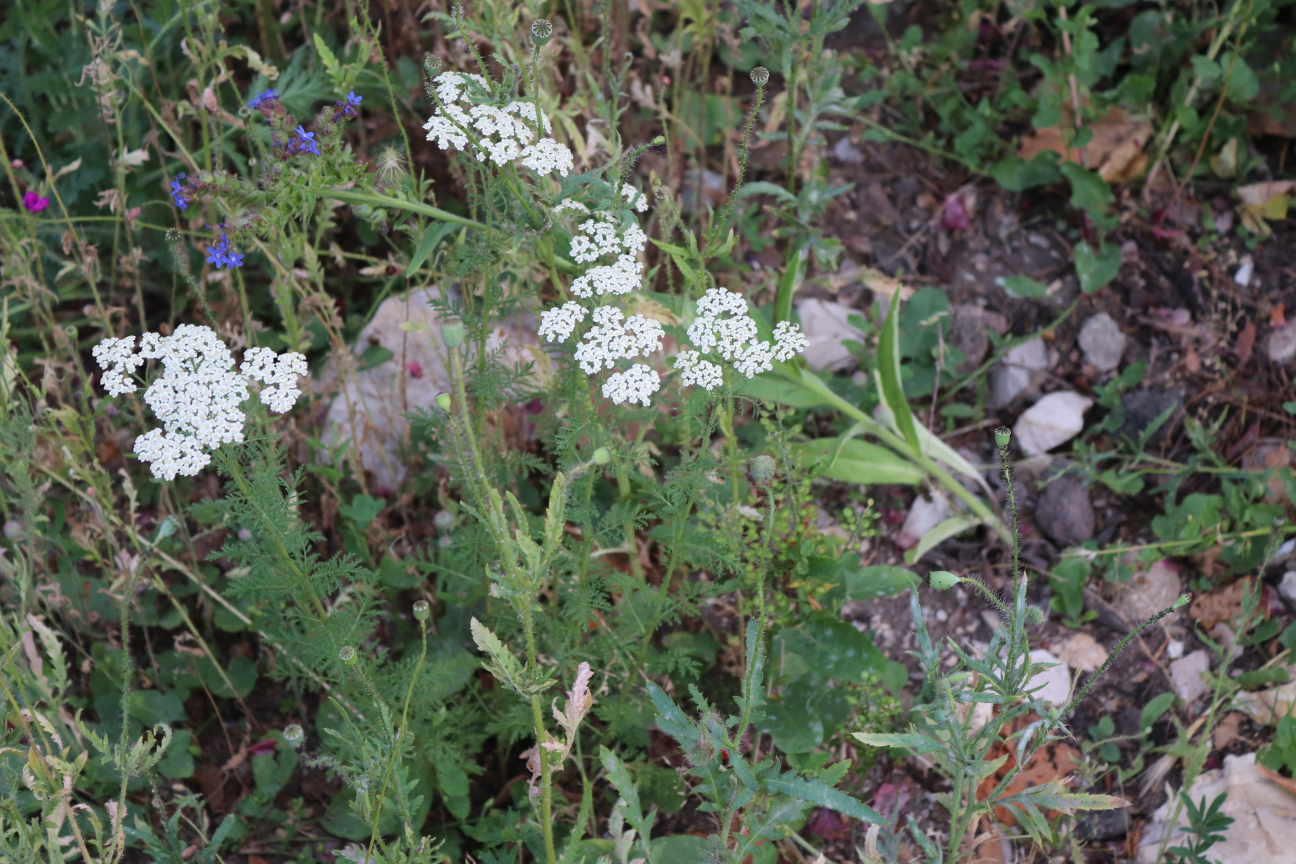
1269, 327, 1296, 364
795, 298, 867, 372
989, 337, 1049, 407
1118, 387, 1183, 446
1077, 809, 1130, 842
1169, 650, 1212, 704
948, 305, 996, 375
897, 489, 951, 550
1014, 391, 1092, 455
1279, 571, 1296, 610
1115, 559, 1182, 624
1035, 467, 1095, 547
831, 136, 863, 164
1078, 312, 1126, 372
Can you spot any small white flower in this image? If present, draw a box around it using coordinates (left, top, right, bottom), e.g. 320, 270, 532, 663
92, 336, 143, 396
732, 340, 775, 378
538, 301, 587, 342
621, 184, 648, 212
772, 321, 809, 361
552, 199, 590, 215
507, 101, 553, 135
572, 306, 662, 374
519, 138, 573, 177
674, 350, 724, 390
602, 364, 660, 406
569, 254, 643, 298
570, 217, 626, 263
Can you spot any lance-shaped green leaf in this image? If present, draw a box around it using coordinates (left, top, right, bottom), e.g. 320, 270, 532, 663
764, 774, 885, 825
996, 779, 1129, 814
877, 289, 920, 453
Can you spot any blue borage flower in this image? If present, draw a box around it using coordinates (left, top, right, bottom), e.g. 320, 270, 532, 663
288, 125, 320, 157
345, 91, 362, 108
170, 173, 190, 210
205, 233, 244, 269
248, 88, 279, 109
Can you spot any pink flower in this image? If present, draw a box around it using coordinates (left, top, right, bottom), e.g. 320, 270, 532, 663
941, 193, 970, 231
22, 191, 49, 213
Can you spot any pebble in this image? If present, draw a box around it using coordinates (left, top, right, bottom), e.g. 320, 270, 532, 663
1269, 327, 1296, 365
1077, 312, 1126, 372
1169, 650, 1211, 704
832, 136, 863, 164
896, 489, 952, 549
1116, 560, 1182, 624
1280, 572, 1296, 610
989, 337, 1048, 407
1014, 391, 1093, 455
1034, 467, 1095, 547
1027, 649, 1072, 705
795, 298, 867, 372
1058, 633, 1108, 673
1167, 639, 1185, 660
1118, 387, 1183, 445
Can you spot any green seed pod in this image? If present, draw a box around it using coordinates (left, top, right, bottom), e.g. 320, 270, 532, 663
929, 570, 960, 591
1025, 605, 1046, 625
748, 454, 776, 487
435, 392, 453, 411
412, 599, 430, 621
339, 646, 358, 666
650, 135, 666, 147
424, 54, 442, 74
750, 66, 770, 86
531, 18, 553, 45
440, 319, 465, 349
1174, 593, 1192, 609
994, 426, 1012, 449
591, 446, 611, 465
283, 724, 305, 747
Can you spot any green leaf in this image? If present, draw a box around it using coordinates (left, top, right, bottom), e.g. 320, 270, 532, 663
798, 437, 924, 486
1222, 53, 1259, 102
905, 516, 982, 564
470, 617, 526, 695
877, 290, 919, 452
1060, 163, 1114, 214
155, 729, 194, 779
1074, 241, 1123, 294
764, 775, 885, 824
996, 779, 1128, 814
736, 374, 829, 408
735, 181, 797, 203
312, 32, 339, 71
196, 654, 258, 699
991, 152, 1062, 191
127, 690, 186, 726
407, 222, 457, 277
845, 565, 919, 600
338, 494, 384, 529
853, 731, 937, 751
357, 344, 394, 370
997, 275, 1052, 299
774, 243, 809, 325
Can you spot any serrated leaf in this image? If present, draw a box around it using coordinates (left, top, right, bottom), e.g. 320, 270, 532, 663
996, 779, 1129, 813
765, 775, 885, 824
312, 33, 339, 71
469, 617, 525, 694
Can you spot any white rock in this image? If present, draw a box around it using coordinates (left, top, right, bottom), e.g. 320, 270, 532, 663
1169, 650, 1212, 704
832, 137, 863, 164
1057, 633, 1107, 673
1026, 649, 1071, 705
1280, 572, 1296, 608
1116, 559, 1182, 624
318, 287, 538, 489
1270, 327, 1296, 365
1013, 391, 1093, 455
795, 298, 867, 372
896, 489, 951, 550
1167, 639, 1184, 660
989, 337, 1049, 407
1137, 753, 1296, 864
1077, 312, 1126, 372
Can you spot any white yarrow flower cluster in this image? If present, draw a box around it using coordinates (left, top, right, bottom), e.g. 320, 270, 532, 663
538, 302, 587, 343
423, 72, 572, 176
572, 307, 663, 374
569, 255, 643, 298
602, 364, 661, 406
621, 184, 648, 212
674, 287, 808, 388
92, 325, 307, 480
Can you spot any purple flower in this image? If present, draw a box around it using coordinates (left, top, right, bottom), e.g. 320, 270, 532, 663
22, 191, 50, 213
290, 125, 320, 157
169, 173, 189, 210
248, 89, 279, 109
205, 233, 244, 269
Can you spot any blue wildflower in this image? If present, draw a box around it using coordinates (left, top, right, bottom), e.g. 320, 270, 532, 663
346, 91, 362, 108
291, 125, 320, 156
248, 89, 280, 109
205, 233, 244, 269
170, 173, 189, 210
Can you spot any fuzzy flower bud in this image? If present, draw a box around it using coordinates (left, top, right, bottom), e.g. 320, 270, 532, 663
929, 571, 960, 591
1025, 605, 1046, 625
591, 446, 611, 465
283, 724, 305, 747
748, 454, 776, 487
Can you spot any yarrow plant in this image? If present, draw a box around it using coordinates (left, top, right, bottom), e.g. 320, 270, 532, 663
92, 325, 307, 479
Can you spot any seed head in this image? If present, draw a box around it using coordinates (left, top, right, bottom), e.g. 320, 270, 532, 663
424, 54, 443, 75
994, 426, 1012, 449
338, 646, 358, 666
929, 571, 960, 591
283, 724, 305, 747
748, 454, 776, 487
441, 319, 465, 349
750, 66, 770, 86
435, 392, 453, 411
412, 599, 431, 621
531, 18, 553, 45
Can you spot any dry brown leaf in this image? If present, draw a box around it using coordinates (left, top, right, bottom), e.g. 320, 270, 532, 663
1237, 181, 1296, 237
1018, 107, 1152, 184
1189, 578, 1253, 631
